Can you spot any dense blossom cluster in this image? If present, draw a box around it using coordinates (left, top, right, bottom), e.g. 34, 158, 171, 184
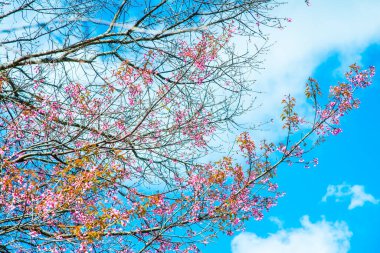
0, 25, 375, 253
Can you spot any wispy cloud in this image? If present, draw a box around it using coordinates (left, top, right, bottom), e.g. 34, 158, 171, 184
268, 216, 284, 230
322, 183, 379, 209
231, 216, 352, 253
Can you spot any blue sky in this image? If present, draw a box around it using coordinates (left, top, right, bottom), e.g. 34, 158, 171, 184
203, 1, 380, 252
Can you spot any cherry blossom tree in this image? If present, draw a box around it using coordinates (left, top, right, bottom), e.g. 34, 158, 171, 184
0, 0, 375, 252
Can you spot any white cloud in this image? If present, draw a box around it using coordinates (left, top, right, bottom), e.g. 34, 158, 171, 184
322, 183, 379, 209
231, 216, 352, 253
236, 0, 380, 141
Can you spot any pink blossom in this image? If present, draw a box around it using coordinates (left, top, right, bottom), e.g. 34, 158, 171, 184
331, 128, 342, 135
